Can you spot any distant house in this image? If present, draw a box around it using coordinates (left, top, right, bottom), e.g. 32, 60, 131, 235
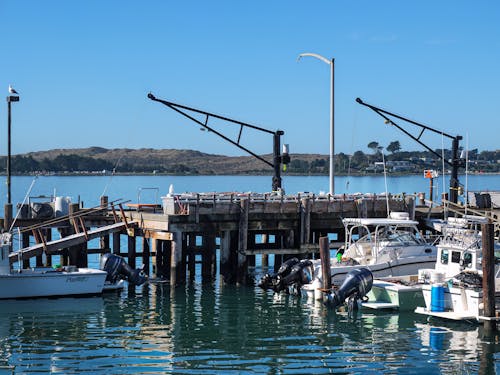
387, 160, 412, 172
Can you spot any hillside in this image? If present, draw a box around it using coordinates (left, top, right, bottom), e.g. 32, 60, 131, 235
14, 147, 329, 175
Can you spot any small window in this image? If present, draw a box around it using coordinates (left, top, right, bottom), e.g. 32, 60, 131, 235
451, 251, 461, 263
441, 249, 449, 264
463, 252, 473, 268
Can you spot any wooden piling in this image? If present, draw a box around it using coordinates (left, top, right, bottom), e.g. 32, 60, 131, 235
100, 196, 110, 251
22, 232, 30, 268
45, 228, 52, 267
3, 204, 12, 233
482, 222, 496, 331
237, 198, 249, 285
142, 236, 150, 276
261, 233, 269, 267
112, 232, 121, 254
127, 232, 136, 269
220, 230, 231, 283
300, 198, 311, 245
319, 236, 332, 290
170, 231, 183, 286
202, 234, 216, 282
187, 233, 196, 281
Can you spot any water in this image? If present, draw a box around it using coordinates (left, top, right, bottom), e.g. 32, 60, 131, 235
1, 174, 500, 374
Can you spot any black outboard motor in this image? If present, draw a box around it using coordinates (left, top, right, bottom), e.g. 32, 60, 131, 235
258, 257, 314, 293
100, 253, 148, 286
324, 268, 373, 315
258, 257, 300, 290
274, 259, 313, 292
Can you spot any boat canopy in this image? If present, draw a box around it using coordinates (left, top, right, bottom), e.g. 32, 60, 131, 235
342, 218, 419, 227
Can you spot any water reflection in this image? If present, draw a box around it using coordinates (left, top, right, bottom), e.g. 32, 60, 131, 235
1, 284, 500, 373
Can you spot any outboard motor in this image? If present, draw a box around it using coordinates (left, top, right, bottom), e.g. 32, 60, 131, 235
274, 259, 313, 292
99, 253, 148, 286
324, 268, 373, 315
258, 258, 314, 293
258, 257, 300, 290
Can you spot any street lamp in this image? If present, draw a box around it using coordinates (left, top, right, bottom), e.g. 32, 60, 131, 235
378, 146, 390, 217
298, 52, 335, 195
6, 86, 20, 204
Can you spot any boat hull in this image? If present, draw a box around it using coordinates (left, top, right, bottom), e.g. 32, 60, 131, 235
0, 268, 107, 299
301, 257, 435, 300
362, 278, 424, 311
416, 284, 500, 322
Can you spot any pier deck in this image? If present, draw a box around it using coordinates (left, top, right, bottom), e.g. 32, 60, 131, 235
4, 191, 495, 286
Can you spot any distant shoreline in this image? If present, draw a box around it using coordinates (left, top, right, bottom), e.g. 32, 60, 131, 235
3, 171, 500, 177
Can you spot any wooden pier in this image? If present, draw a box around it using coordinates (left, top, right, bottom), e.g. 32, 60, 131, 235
3, 191, 495, 287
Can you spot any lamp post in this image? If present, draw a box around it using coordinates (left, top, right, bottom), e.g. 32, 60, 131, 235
6, 93, 19, 204
298, 53, 335, 195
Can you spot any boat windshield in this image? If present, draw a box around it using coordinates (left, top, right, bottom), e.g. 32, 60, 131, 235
376, 226, 424, 246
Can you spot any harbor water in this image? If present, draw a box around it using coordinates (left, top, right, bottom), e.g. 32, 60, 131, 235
1, 174, 500, 374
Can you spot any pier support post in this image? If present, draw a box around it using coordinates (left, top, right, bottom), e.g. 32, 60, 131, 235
142, 236, 150, 276
220, 230, 238, 284
112, 232, 121, 255
170, 231, 184, 286
261, 234, 269, 267
22, 232, 30, 269
300, 198, 311, 245
319, 236, 332, 290
3, 204, 12, 233
187, 234, 196, 281
247, 234, 256, 267
237, 199, 249, 285
154, 239, 171, 279
45, 228, 52, 267
202, 234, 216, 282
68, 203, 87, 267
100, 196, 110, 251
127, 232, 137, 269
482, 222, 496, 332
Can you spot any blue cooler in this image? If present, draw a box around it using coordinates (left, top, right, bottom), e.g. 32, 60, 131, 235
430, 284, 445, 312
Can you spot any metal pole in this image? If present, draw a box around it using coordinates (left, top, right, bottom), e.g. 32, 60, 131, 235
7, 99, 12, 204
482, 222, 496, 331
272, 131, 282, 192
298, 53, 335, 194
450, 136, 462, 204
329, 58, 335, 195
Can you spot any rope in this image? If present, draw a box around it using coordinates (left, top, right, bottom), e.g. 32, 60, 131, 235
101, 155, 124, 198
9, 175, 38, 233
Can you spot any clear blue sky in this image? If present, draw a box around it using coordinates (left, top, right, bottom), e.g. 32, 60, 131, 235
1, 1, 499, 157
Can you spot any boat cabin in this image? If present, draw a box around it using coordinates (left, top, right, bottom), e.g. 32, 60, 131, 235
341, 212, 435, 264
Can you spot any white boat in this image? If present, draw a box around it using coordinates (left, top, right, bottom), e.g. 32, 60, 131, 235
415, 215, 500, 322
361, 275, 425, 311
0, 233, 107, 299
301, 212, 437, 300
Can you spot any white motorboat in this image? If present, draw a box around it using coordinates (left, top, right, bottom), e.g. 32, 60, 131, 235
0, 233, 107, 299
259, 212, 437, 306
361, 275, 425, 311
0, 234, 147, 299
301, 212, 437, 300
415, 215, 500, 322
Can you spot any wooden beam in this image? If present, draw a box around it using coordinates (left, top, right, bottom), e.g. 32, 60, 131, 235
9, 221, 137, 264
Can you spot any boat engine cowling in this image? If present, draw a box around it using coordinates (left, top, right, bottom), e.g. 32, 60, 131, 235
258, 257, 300, 290
258, 257, 314, 293
99, 253, 148, 286
324, 267, 373, 309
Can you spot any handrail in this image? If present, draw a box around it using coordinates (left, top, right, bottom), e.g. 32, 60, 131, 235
18, 198, 130, 233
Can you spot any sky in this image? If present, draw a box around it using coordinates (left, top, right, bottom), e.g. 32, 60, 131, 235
1, 1, 499, 158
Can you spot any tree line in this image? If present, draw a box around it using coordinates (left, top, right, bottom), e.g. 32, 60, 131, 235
1, 143, 499, 175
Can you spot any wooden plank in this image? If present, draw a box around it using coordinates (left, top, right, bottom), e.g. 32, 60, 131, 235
9, 221, 137, 264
